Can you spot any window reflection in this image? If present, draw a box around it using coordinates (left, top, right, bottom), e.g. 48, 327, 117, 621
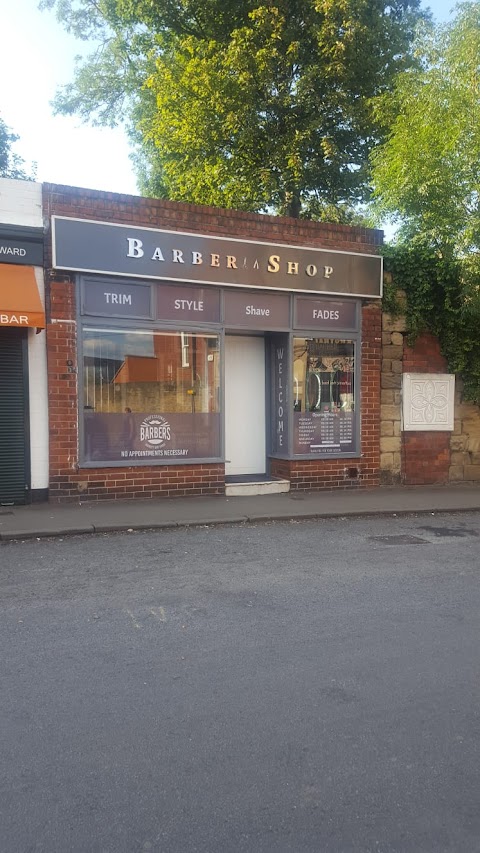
82, 329, 221, 463
293, 338, 356, 455
83, 329, 220, 415
293, 338, 354, 413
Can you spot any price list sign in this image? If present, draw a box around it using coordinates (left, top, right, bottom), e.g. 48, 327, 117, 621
294, 411, 356, 455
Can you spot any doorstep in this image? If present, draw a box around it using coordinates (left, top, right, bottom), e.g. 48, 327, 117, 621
225, 478, 291, 497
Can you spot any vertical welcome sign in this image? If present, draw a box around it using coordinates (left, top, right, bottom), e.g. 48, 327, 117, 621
271, 335, 289, 454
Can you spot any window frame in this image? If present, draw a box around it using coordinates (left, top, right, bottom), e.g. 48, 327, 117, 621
77, 284, 224, 469
269, 330, 361, 461
77, 275, 363, 467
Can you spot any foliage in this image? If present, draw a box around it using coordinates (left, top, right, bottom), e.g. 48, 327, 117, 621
42, 0, 427, 217
383, 241, 480, 402
371, 2, 480, 258
0, 117, 34, 180
372, 4, 480, 401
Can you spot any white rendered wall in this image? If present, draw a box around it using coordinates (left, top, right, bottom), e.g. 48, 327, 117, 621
0, 179, 43, 227
28, 267, 49, 492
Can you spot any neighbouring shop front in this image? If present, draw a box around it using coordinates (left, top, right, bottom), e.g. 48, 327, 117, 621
45, 191, 382, 501
0, 205, 46, 505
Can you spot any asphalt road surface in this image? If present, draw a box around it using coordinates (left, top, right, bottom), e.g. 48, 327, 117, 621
1, 512, 480, 853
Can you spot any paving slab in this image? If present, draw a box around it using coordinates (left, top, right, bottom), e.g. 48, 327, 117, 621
0, 485, 479, 541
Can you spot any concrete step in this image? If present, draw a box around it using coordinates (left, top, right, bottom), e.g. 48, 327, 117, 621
225, 478, 290, 497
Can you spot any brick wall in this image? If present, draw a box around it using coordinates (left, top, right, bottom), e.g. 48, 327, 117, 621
403, 333, 447, 373
50, 464, 225, 501
403, 433, 451, 485
380, 317, 480, 485
43, 184, 383, 501
402, 334, 450, 485
379, 324, 453, 486
43, 184, 383, 259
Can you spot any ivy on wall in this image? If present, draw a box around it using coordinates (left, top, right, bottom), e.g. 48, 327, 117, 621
382, 242, 480, 403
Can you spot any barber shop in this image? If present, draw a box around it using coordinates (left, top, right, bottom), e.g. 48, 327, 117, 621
44, 185, 383, 501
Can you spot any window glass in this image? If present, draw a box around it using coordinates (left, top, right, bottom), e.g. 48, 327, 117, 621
82, 329, 220, 463
293, 337, 356, 455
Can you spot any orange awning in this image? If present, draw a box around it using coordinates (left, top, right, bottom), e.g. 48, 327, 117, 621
0, 263, 45, 329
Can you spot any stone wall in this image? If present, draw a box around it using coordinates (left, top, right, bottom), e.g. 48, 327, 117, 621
450, 383, 480, 482
380, 311, 405, 483
380, 310, 480, 485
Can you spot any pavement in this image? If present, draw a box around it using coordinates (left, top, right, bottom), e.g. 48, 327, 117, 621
1, 483, 480, 541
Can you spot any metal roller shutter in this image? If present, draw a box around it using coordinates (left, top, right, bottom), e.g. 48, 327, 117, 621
0, 329, 28, 505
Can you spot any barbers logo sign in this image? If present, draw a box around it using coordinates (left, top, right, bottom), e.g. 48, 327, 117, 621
140, 415, 171, 449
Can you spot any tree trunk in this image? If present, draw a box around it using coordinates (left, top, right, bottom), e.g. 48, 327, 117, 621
285, 191, 302, 219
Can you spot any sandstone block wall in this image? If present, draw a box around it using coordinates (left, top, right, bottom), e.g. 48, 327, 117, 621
380, 312, 405, 483
380, 309, 480, 485
450, 382, 480, 482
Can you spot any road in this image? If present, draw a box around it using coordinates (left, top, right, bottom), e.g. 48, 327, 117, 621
1, 512, 480, 853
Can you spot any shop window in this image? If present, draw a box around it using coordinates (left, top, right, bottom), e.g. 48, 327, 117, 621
82, 329, 220, 464
293, 337, 356, 455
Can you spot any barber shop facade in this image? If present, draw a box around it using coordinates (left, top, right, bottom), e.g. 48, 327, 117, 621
44, 184, 383, 501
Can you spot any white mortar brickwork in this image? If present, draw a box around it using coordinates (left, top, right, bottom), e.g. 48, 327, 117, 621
0, 179, 43, 227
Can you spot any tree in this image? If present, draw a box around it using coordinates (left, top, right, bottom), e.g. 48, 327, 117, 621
43, 0, 427, 217
382, 238, 480, 401
372, 3, 480, 400
371, 2, 480, 259
0, 116, 33, 180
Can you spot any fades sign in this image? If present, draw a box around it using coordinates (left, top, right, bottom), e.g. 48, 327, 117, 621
52, 216, 382, 298
294, 297, 358, 331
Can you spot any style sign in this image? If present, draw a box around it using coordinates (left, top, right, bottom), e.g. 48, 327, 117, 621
156, 283, 221, 323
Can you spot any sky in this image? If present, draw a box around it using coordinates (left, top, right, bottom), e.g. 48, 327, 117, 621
1, 0, 457, 199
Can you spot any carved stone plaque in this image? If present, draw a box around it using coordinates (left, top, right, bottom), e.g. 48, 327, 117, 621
402, 373, 455, 431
